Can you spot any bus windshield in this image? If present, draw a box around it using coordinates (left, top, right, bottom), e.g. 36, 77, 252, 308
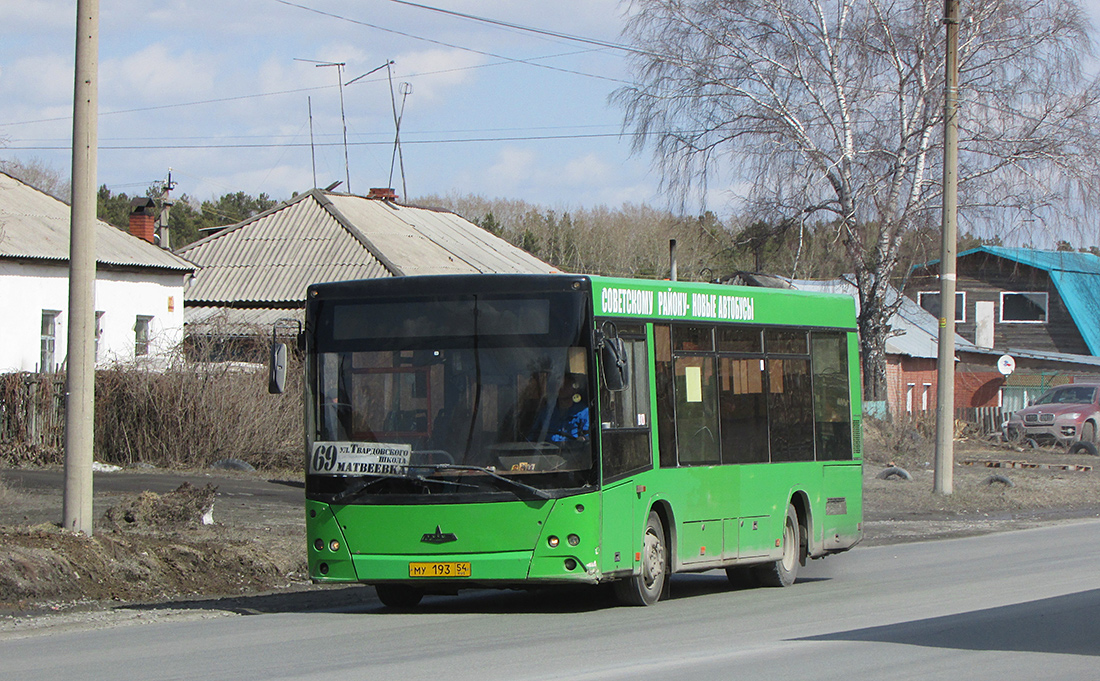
307, 292, 596, 502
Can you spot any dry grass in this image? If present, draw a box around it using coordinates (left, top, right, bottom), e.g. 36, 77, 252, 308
2, 331, 304, 472
864, 415, 1100, 519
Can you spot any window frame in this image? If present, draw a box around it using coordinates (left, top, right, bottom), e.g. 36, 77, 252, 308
917, 291, 966, 322
999, 291, 1048, 324
135, 315, 153, 356
40, 310, 60, 372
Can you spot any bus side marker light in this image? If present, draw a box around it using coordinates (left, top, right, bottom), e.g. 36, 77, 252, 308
775, 538, 781, 547
635, 485, 646, 495
548, 536, 560, 548
635, 552, 641, 562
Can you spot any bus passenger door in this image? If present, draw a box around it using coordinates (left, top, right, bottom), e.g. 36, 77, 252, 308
596, 325, 653, 577
600, 480, 637, 576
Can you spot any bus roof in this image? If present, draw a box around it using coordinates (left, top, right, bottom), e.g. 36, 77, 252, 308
307, 273, 858, 331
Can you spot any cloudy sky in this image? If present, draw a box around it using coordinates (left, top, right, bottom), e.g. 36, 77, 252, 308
0, 0, 664, 210
3, 0, 1100, 223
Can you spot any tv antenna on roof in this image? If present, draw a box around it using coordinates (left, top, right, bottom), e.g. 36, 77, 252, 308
295, 58, 350, 192
388, 77, 412, 201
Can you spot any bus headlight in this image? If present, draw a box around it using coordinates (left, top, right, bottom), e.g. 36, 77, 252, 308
548, 536, 560, 548
567, 534, 580, 546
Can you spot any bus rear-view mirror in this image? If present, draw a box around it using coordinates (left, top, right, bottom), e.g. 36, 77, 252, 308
269, 342, 288, 394
601, 336, 629, 392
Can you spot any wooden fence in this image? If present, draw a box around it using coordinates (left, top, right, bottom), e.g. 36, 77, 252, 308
0, 372, 66, 453
955, 406, 1006, 436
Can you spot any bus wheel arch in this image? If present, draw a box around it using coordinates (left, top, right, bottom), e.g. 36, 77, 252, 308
613, 504, 671, 606
375, 583, 424, 609
788, 491, 811, 565
755, 503, 802, 587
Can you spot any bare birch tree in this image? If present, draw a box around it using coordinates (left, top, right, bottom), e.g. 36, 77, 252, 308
613, 0, 1100, 400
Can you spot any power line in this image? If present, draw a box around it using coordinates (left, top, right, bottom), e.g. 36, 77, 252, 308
380, 0, 651, 56
3, 130, 648, 152
275, 0, 630, 85
0, 47, 621, 130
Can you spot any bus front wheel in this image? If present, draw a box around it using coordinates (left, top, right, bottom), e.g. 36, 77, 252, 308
375, 584, 424, 609
756, 504, 801, 588
614, 510, 667, 606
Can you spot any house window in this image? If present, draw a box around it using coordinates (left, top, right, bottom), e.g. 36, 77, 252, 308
906, 383, 915, 413
95, 311, 104, 361
41, 310, 60, 372
917, 291, 965, 322
922, 383, 931, 412
135, 315, 153, 356
1000, 292, 1047, 323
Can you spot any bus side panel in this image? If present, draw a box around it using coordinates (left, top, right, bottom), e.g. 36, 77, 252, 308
821, 462, 863, 550
664, 466, 739, 566
738, 462, 821, 559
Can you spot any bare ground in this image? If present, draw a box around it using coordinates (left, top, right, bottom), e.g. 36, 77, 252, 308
1, 428, 1099, 624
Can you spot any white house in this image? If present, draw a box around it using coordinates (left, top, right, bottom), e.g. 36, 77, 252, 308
0, 172, 194, 373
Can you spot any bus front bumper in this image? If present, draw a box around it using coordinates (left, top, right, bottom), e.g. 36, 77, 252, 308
311, 550, 602, 586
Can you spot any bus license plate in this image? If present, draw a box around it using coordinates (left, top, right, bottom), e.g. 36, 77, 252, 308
409, 561, 471, 578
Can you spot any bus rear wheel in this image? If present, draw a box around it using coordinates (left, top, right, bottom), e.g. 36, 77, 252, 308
375, 584, 424, 609
614, 510, 667, 606
756, 504, 801, 588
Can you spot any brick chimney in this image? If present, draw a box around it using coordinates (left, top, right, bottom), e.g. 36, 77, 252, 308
367, 187, 398, 201
129, 197, 157, 243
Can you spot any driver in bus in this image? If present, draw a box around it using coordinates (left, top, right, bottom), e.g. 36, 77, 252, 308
531, 373, 590, 443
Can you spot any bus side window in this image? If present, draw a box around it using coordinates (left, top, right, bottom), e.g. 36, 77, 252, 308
601, 325, 653, 482
654, 324, 677, 469
811, 332, 853, 460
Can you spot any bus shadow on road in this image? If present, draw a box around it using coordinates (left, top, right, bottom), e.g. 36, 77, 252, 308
795, 589, 1100, 657
669, 572, 831, 601
123, 573, 833, 618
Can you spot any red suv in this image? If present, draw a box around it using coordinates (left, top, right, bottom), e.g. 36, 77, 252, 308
1003, 384, 1100, 452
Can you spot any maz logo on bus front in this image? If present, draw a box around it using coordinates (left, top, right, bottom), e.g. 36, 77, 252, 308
421, 526, 458, 544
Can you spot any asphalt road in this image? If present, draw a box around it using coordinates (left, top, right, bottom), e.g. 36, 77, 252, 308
3, 519, 1098, 680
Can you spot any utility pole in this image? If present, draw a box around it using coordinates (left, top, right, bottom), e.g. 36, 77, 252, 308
934, 0, 960, 496
158, 169, 176, 250
63, 0, 99, 534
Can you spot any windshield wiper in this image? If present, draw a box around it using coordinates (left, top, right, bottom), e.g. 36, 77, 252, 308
330, 473, 478, 504
427, 463, 552, 500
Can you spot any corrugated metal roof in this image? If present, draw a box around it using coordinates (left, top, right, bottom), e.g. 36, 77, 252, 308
914, 246, 1100, 356
962, 246, 1100, 275
791, 278, 976, 359
178, 189, 557, 306
186, 306, 303, 336
1050, 270, 1100, 355
0, 171, 194, 272
179, 192, 390, 304
326, 194, 558, 276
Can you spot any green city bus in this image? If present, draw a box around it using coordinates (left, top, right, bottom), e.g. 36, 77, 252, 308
285, 273, 862, 607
